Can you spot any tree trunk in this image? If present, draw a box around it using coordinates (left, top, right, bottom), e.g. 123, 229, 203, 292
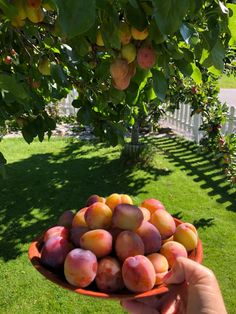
131, 122, 139, 145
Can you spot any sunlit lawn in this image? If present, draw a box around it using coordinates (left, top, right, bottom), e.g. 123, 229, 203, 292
0, 136, 235, 313
219, 74, 236, 89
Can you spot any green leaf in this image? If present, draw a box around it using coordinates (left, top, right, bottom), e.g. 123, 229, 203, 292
146, 88, 157, 102
191, 64, 202, 85
0, 75, 28, 101
94, 60, 110, 81
129, 0, 139, 8
0, 0, 17, 18
149, 20, 167, 44
202, 40, 225, 73
72, 99, 80, 108
125, 2, 148, 30
22, 126, 34, 144
228, 4, 236, 45
152, 69, 168, 101
0, 152, 7, 166
55, 0, 96, 39
175, 59, 193, 77
152, 0, 189, 34
101, 22, 121, 50
51, 63, 67, 85
180, 23, 199, 45
109, 88, 125, 105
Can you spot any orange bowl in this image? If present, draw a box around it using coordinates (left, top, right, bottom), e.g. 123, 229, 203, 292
28, 218, 203, 300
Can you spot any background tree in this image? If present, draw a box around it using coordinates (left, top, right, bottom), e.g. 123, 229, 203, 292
0, 0, 235, 181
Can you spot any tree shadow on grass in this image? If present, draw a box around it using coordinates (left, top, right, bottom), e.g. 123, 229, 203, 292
148, 134, 236, 213
0, 139, 171, 262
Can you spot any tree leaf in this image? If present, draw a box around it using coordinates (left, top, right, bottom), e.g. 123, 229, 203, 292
227, 4, 236, 45
0, 0, 17, 18
51, 63, 67, 85
0, 75, 28, 101
191, 64, 202, 85
72, 99, 80, 108
175, 59, 193, 76
180, 23, 199, 45
152, 69, 168, 101
128, 0, 139, 8
125, 2, 148, 30
55, 0, 96, 39
202, 40, 225, 73
152, 0, 189, 34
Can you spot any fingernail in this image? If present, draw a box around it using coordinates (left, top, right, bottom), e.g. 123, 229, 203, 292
163, 270, 173, 282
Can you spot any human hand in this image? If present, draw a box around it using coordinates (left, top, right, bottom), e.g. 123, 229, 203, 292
121, 257, 227, 314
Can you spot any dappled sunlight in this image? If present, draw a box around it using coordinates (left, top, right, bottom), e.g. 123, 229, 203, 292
148, 135, 236, 213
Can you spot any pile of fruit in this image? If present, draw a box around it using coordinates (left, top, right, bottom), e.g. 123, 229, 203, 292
39, 193, 199, 294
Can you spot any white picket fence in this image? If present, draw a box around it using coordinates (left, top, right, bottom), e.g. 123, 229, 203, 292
160, 103, 236, 143
58, 90, 78, 116
57, 91, 236, 144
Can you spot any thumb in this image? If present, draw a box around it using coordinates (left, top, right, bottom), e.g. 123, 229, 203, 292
163, 257, 214, 286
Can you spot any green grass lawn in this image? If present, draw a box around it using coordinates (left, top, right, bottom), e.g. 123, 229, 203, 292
0, 136, 236, 314
219, 74, 236, 88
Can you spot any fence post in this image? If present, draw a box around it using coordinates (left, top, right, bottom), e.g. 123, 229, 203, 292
193, 114, 201, 143
227, 106, 235, 134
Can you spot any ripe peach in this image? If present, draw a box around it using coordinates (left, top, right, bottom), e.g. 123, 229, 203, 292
42, 1, 55, 11
150, 209, 176, 239
86, 194, 106, 206
122, 255, 156, 292
137, 46, 156, 69
58, 210, 75, 228
27, 0, 41, 8
64, 248, 97, 287
173, 223, 198, 251
95, 257, 124, 292
105, 193, 122, 211
26, 6, 44, 23
147, 253, 169, 285
128, 61, 136, 77
118, 21, 132, 45
80, 229, 113, 258
115, 230, 144, 262
41, 236, 73, 270
70, 226, 90, 247
5, 56, 11, 65
140, 198, 165, 214
13, 0, 27, 20
43, 226, 69, 242
112, 204, 144, 230
112, 74, 131, 91
135, 221, 162, 254
110, 59, 129, 80
38, 57, 51, 75
131, 27, 149, 40
84, 202, 112, 229
160, 241, 188, 268
121, 43, 136, 64
11, 17, 26, 27
139, 206, 151, 222
72, 207, 88, 228
120, 194, 133, 205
